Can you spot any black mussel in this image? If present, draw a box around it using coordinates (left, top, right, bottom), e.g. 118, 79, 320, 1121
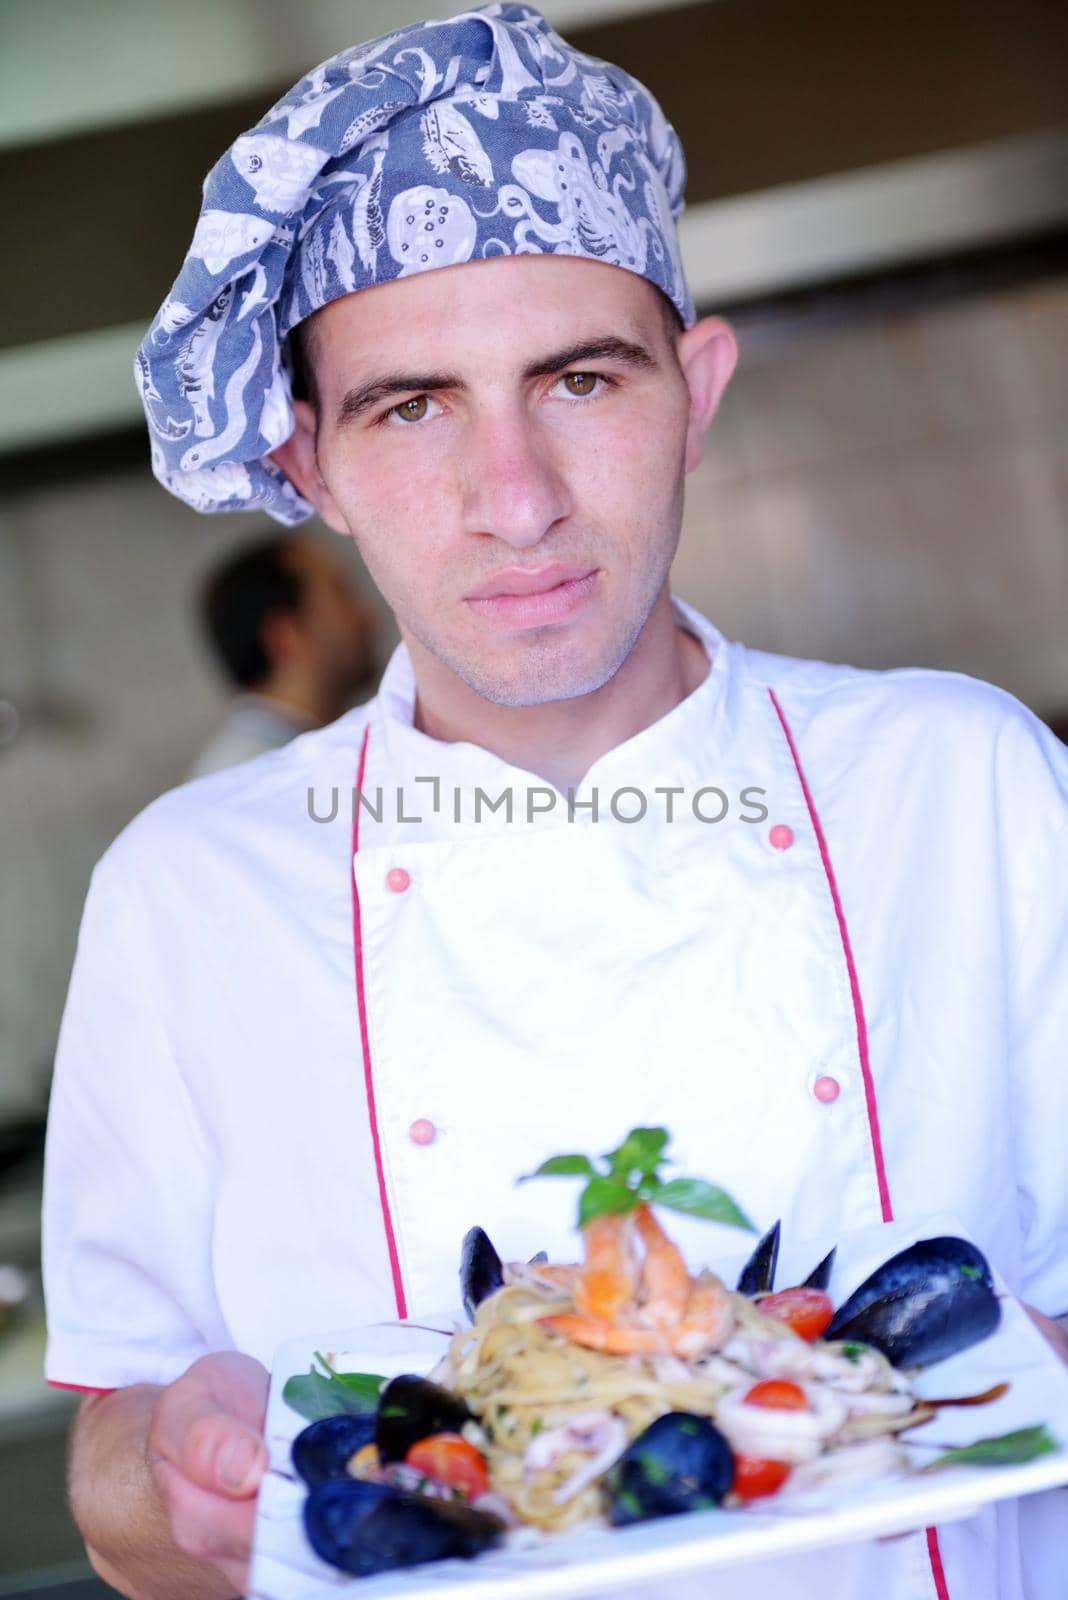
803, 1246, 837, 1291
825, 1235, 1001, 1367
375, 1374, 473, 1463
736, 1219, 781, 1294
305, 1480, 505, 1577
606, 1412, 734, 1526
460, 1226, 505, 1321
303, 1477, 395, 1569
292, 1413, 377, 1488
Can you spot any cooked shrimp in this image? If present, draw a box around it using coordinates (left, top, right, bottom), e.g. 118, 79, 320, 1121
633, 1204, 690, 1329
670, 1271, 736, 1359
573, 1212, 641, 1322
507, 1260, 580, 1295
541, 1205, 735, 1359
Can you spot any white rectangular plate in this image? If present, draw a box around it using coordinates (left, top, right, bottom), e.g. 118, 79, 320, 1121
250, 1215, 1068, 1600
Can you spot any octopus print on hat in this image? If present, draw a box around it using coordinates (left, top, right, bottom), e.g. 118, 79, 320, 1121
135, 4, 696, 526
387, 187, 479, 275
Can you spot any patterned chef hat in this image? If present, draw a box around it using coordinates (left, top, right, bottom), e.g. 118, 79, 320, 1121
137, 3, 694, 524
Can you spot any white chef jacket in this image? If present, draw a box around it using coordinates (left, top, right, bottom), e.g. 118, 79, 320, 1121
43, 597, 1068, 1599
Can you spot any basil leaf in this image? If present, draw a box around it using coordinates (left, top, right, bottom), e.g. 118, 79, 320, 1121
282, 1359, 385, 1422
521, 1128, 756, 1241
520, 1154, 597, 1181
921, 1424, 1057, 1472
603, 1127, 669, 1181
282, 1369, 372, 1421
578, 1175, 642, 1226
333, 1370, 387, 1405
652, 1178, 755, 1231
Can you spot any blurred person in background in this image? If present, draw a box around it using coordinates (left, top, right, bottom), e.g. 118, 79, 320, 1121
1043, 710, 1068, 745
188, 535, 378, 778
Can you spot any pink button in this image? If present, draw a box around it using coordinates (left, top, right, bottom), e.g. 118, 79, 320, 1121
812, 1075, 841, 1104
409, 1118, 436, 1146
386, 867, 411, 893
769, 824, 795, 851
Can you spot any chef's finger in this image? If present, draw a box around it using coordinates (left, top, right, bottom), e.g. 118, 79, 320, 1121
149, 1369, 268, 1497
169, 1408, 267, 1497
153, 1455, 259, 1573
186, 1350, 271, 1430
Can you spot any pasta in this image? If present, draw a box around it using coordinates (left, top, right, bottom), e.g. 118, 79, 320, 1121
438, 1267, 917, 1531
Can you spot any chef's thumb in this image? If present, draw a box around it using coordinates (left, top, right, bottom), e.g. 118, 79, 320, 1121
150, 1351, 270, 1499
207, 1421, 269, 1497
157, 1401, 269, 1498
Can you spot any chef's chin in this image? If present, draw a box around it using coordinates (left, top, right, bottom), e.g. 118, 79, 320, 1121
446, 616, 647, 709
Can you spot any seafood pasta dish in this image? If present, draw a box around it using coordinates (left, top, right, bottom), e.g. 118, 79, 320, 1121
286, 1133, 1024, 1578
444, 1206, 941, 1531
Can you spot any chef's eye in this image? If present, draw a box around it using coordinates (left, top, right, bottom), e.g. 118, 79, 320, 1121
384, 394, 433, 424
562, 372, 597, 398
558, 372, 613, 399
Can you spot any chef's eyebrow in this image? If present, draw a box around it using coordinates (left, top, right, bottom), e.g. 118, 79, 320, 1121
334, 336, 659, 427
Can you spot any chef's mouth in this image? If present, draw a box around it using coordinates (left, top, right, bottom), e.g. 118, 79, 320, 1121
463, 569, 600, 628
464, 564, 599, 601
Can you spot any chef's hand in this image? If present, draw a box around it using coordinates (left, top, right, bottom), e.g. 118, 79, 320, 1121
148, 1351, 271, 1592
1024, 1302, 1068, 1368
69, 1352, 270, 1600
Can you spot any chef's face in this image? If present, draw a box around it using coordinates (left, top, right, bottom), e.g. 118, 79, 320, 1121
277, 256, 734, 707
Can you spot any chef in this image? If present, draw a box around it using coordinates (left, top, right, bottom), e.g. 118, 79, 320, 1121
42, 7, 1068, 1599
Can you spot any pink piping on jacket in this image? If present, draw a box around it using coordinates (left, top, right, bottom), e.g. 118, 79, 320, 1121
767, 689, 893, 1220
769, 687, 951, 1600
351, 725, 408, 1319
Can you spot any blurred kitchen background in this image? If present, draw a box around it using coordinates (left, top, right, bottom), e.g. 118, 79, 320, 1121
0, 0, 1066, 1592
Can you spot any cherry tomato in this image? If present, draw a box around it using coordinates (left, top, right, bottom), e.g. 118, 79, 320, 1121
761, 1287, 835, 1342
405, 1433, 489, 1499
732, 1455, 791, 1501
743, 1378, 808, 1411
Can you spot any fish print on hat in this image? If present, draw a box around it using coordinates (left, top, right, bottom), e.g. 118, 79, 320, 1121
230, 135, 328, 214
137, 3, 695, 525
187, 212, 277, 276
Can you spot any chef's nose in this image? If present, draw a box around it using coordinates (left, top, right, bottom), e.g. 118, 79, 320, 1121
459, 406, 572, 548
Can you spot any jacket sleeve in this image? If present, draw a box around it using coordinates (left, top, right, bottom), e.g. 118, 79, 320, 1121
42, 839, 228, 1390
1004, 716, 1068, 1318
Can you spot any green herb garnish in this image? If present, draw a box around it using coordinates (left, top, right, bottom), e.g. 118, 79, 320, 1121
520, 1126, 755, 1232
919, 1424, 1057, 1472
637, 1452, 672, 1486
614, 1487, 643, 1520
282, 1351, 385, 1422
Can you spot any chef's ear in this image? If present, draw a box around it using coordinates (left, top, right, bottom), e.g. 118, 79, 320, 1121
676, 316, 738, 474
270, 401, 350, 536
